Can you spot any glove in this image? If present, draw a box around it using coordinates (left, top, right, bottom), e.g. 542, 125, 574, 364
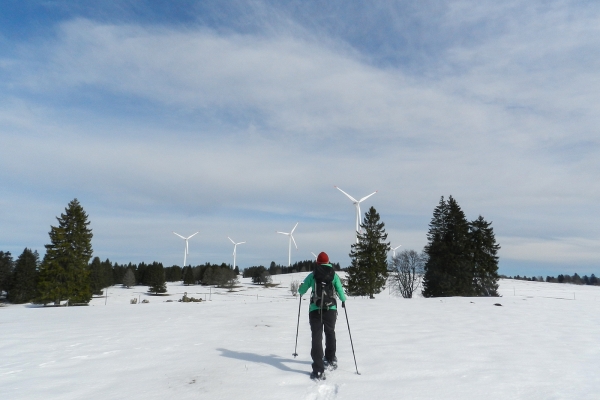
341, 301, 345, 308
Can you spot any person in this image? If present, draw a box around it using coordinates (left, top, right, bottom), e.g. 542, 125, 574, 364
298, 251, 347, 380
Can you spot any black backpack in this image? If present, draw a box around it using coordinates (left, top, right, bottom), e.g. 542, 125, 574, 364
311, 264, 337, 310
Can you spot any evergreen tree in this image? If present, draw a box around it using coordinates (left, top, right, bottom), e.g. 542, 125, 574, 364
101, 259, 114, 287
165, 265, 182, 282
122, 268, 136, 288
346, 207, 390, 299
422, 196, 471, 297
146, 262, 167, 294
7, 248, 39, 304
36, 199, 94, 305
469, 216, 500, 296
183, 266, 195, 285
0, 251, 14, 298
89, 256, 105, 295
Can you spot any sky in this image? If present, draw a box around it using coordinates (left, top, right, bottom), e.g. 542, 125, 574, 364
1, 0, 599, 277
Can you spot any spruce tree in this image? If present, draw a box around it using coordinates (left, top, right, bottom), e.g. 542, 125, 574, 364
422, 196, 471, 297
0, 251, 14, 298
36, 199, 94, 305
89, 256, 105, 295
7, 249, 39, 303
469, 216, 500, 296
122, 268, 136, 288
346, 207, 390, 299
101, 259, 114, 287
183, 266, 195, 285
147, 262, 167, 294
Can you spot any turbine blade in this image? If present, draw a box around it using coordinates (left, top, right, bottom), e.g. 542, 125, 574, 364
228, 237, 235, 244
186, 240, 189, 255
291, 222, 298, 233
187, 232, 199, 239
277, 231, 289, 235
335, 186, 358, 202
238, 242, 246, 245
291, 235, 298, 249
359, 191, 378, 203
311, 252, 317, 259
173, 232, 186, 239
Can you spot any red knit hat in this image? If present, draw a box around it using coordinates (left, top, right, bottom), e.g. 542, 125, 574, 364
316, 252, 329, 264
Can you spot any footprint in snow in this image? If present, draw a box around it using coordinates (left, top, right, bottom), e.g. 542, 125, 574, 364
305, 383, 340, 400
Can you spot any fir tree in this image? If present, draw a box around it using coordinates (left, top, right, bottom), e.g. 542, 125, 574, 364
183, 266, 195, 285
122, 268, 136, 288
0, 251, 14, 298
346, 207, 390, 299
101, 259, 114, 287
7, 249, 39, 304
469, 216, 500, 296
89, 256, 106, 295
422, 196, 471, 297
147, 262, 167, 294
36, 199, 94, 305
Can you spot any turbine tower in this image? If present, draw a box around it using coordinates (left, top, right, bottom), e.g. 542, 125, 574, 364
173, 231, 199, 267
277, 222, 298, 267
335, 186, 377, 242
391, 245, 402, 259
228, 237, 245, 271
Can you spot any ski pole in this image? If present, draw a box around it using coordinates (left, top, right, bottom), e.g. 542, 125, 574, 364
344, 305, 361, 375
292, 296, 302, 357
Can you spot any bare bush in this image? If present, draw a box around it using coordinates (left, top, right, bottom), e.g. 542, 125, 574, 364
389, 250, 426, 298
290, 280, 300, 296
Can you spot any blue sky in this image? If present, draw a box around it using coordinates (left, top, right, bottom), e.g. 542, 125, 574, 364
1, 1, 599, 276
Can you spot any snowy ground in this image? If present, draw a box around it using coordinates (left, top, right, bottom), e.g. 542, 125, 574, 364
1, 275, 599, 400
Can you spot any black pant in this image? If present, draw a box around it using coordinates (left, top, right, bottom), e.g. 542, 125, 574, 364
309, 309, 337, 373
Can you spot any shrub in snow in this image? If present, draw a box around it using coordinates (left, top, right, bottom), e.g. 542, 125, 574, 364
290, 280, 300, 296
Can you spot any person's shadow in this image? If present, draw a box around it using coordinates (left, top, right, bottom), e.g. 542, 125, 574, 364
216, 348, 311, 375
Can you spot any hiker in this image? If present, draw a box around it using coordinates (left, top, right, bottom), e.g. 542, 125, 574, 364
298, 251, 347, 380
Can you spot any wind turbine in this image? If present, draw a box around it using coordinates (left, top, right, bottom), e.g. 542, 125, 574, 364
335, 186, 378, 242
277, 222, 298, 267
172, 231, 199, 267
391, 245, 402, 259
228, 237, 245, 271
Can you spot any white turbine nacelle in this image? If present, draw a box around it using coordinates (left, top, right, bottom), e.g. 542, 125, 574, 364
277, 222, 298, 267
335, 186, 377, 242
228, 237, 245, 271
391, 245, 402, 259
173, 231, 199, 268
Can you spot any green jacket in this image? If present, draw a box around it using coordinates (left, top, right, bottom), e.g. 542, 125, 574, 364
298, 264, 347, 312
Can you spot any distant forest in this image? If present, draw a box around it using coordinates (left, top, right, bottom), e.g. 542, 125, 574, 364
502, 273, 599, 286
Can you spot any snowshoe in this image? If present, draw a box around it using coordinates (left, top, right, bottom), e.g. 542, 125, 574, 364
324, 356, 337, 370
310, 371, 326, 381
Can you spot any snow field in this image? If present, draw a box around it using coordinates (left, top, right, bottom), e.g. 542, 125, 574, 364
1, 275, 599, 400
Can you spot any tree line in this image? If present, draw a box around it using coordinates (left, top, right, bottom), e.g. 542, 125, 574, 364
505, 273, 599, 285
4, 195, 593, 305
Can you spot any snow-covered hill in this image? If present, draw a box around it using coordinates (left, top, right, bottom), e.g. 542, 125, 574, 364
2, 275, 599, 399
